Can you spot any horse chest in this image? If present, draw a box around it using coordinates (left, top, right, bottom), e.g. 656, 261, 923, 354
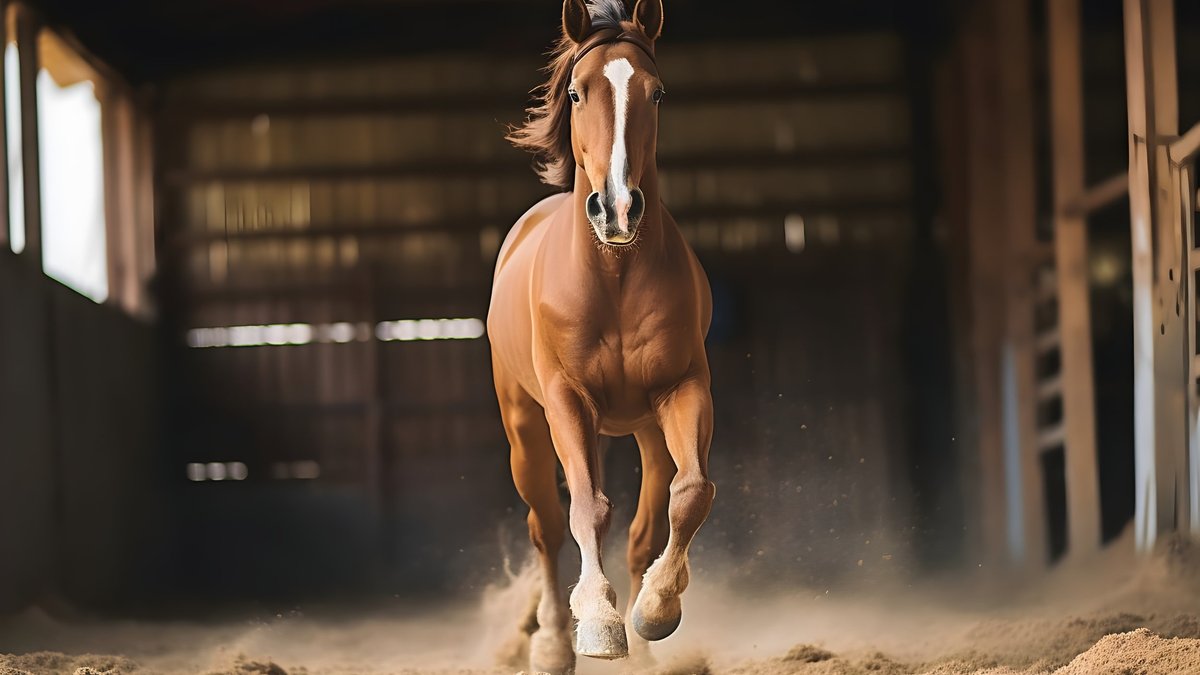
547, 301, 692, 411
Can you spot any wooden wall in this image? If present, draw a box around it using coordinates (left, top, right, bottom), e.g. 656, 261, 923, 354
0, 252, 163, 611
155, 31, 921, 591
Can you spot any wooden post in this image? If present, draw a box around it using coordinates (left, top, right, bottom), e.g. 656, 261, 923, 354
13, 2, 39, 260
961, 13, 1010, 567
1123, 0, 1187, 550
995, 0, 1045, 566
1047, 0, 1102, 557
1180, 162, 1199, 535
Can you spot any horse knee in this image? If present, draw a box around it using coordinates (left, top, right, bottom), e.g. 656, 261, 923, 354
668, 475, 715, 530
568, 490, 613, 541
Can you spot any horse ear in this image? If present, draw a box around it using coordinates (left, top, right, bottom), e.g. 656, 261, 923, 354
633, 0, 663, 40
563, 0, 592, 43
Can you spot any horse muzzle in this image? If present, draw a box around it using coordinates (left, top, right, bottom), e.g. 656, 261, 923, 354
586, 188, 645, 247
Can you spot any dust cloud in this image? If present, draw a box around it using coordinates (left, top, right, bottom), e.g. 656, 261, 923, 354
3, 530, 1200, 674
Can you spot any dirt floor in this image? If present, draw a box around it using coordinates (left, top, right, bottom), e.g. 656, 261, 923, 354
3, 532, 1200, 675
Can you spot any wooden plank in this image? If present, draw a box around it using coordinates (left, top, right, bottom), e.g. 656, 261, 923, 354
1183, 163, 1200, 534
1038, 424, 1066, 452
996, 0, 1045, 567
161, 198, 913, 247
158, 81, 908, 122
14, 3, 40, 259
1123, 0, 1187, 550
1170, 122, 1200, 166
962, 10, 1010, 567
162, 147, 913, 185
1036, 328, 1062, 354
1048, 0, 1102, 558
1066, 172, 1130, 218
1037, 375, 1064, 401
101, 93, 140, 314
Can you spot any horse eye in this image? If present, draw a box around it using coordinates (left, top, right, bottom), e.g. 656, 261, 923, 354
652, 88, 664, 104
568, 89, 580, 104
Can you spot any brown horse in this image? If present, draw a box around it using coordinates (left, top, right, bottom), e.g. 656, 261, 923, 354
488, 0, 715, 672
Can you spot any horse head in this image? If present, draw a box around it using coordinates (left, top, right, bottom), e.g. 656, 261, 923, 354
562, 0, 664, 246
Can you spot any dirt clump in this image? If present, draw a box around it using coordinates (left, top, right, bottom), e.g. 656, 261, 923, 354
0, 653, 137, 675
1054, 628, 1200, 675
782, 645, 834, 663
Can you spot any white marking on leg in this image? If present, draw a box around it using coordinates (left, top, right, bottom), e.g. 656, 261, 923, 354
603, 57, 635, 233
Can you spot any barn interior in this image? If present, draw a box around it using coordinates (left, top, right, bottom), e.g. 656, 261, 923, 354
2, 0, 1200, 673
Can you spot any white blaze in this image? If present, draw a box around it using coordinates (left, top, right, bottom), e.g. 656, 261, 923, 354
603, 57, 635, 233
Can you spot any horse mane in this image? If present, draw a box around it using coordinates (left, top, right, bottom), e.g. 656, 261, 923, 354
506, 0, 632, 190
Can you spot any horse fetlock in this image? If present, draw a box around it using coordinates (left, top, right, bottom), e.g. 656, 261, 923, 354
630, 588, 682, 642
569, 574, 621, 623
643, 553, 690, 598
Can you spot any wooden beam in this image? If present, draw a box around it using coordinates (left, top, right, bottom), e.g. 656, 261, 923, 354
1170, 121, 1200, 166
161, 197, 912, 249
158, 81, 907, 122
996, 0, 1045, 567
163, 147, 913, 186
1048, 0, 1102, 557
1066, 172, 1130, 217
14, 3, 40, 259
961, 9, 1010, 567
1183, 163, 1200, 534
1123, 0, 1188, 550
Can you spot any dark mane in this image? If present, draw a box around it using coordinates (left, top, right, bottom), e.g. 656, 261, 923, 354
506, 0, 632, 189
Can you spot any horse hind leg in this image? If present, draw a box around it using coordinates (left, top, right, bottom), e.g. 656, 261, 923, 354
500, 386, 575, 675
626, 426, 674, 662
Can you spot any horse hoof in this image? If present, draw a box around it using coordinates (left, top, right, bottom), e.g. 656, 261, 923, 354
574, 619, 628, 659
631, 604, 682, 642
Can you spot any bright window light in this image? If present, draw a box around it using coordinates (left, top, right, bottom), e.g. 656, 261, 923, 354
5, 42, 22, 253
186, 318, 485, 348
38, 69, 107, 302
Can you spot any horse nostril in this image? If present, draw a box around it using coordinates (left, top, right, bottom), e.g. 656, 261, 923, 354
586, 191, 607, 226
586, 191, 616, 228
628, 188, 646, 225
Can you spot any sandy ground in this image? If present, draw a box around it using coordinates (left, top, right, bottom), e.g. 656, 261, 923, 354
3, 533, 1200, 675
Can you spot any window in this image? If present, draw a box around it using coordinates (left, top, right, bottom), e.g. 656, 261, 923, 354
6, 40, 21, 253
37, 30, 107, 302
4, 8, 155, 314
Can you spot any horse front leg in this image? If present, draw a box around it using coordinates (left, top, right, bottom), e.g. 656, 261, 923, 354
543, 380, 628, 660
632, 378, 716, 642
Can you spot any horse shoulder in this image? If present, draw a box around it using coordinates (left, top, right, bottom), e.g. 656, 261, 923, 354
660, 207, 713, 337
494, 192, 571, 278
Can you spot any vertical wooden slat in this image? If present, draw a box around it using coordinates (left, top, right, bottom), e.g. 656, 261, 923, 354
1123, 0, 1186, 550
1047, 0, 1101, 557
995, 0, 1045, 566
13, 2, 37, 260
962, 13, 1009, 566
134, 102, 155, 316
1181, 163, 1199, 534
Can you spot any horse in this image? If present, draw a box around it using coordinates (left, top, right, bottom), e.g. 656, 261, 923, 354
487, 0, 715, 672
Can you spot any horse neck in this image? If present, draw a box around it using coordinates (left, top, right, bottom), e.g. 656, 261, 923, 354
568, 167, 665, 271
